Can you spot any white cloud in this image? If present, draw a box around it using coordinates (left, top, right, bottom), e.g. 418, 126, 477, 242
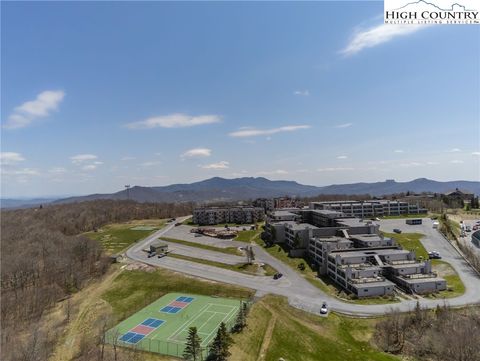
140, 161, 162, 167
1, 167, 39, 176
341, 23, 427, 56
294, 90, 310, 96
82, 164, 97, 171
449, 148, 461, 152
472, 152, 480, 156
181, 148, 212, 159
4, 90, 65, 129
0, 152, 25, 165
229, 125, 310, 138
337, 155, 348, 159
70, 154, 98, 164
394, 149, 404, 153
426, 161, 440, 165
334, 123, 353, 128
450, 160, 464, 164
400, 162, 422, 167
317, 167, 354, 172
48, 167, 67, 174
126, 113, 221, 129
200, 161, 229, 170
121, 156, 136, 161
257, 169, 289, 176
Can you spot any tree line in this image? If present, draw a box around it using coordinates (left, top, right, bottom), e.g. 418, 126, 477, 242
375, 302, 480, 361
1, 199, 194, 361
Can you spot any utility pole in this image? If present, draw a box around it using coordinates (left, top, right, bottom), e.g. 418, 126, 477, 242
125, 185, 131, 200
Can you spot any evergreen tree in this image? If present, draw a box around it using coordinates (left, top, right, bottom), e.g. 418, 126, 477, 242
208, 322, 233, 361
233, 302, 247, 332
183, 326, 202, 361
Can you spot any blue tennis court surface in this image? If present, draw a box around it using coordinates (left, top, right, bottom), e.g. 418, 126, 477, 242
161, 306, 181, 314
142, 318, 164, 327
160, 295, 195, 314
120, 332, 145, 344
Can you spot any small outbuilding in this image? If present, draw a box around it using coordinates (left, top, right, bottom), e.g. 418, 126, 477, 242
150, 241, 169, 254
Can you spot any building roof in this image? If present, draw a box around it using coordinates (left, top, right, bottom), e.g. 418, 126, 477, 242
331, 248, 410, 259
399, 276, 446, 284
286, 222, 320, 231
151, 241, 168, 247
349, 280, 396, 289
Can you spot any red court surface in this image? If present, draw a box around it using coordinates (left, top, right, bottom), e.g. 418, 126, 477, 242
170, 301, 189, 308
131, 325, 156, 335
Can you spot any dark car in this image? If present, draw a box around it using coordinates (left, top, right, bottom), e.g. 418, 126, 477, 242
273, 273, 283, 280
320, 302, 328, 315
393, 229, 402, 234
147, 252, 156, 258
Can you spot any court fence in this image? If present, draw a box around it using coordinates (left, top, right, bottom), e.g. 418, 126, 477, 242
105, 311, 238, 359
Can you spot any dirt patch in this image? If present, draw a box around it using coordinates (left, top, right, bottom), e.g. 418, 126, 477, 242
433, 263, 455, 277
122, 262, 156, 272
256, 314, 277, 361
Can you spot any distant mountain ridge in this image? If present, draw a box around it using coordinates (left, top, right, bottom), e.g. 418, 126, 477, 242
47, 177, 480, 206
3, 177, 478, 208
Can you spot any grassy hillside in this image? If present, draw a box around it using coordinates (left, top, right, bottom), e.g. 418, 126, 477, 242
85, 219, 165, 253
230, 296, 400, 361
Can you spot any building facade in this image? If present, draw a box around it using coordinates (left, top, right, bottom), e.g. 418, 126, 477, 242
192, 206, 265, 225
309, 200, 427, 218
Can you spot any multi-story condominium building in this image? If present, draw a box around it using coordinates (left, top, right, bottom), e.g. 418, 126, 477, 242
265, 208, 445, 297
309, 200, 427, 218
192, 206, 265, 225
253, 198, 275, 212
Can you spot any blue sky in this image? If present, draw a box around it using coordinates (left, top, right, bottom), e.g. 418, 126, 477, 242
1, 1, 479, 197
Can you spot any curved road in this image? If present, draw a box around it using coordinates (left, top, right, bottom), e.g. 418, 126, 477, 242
126, 217, 480, 317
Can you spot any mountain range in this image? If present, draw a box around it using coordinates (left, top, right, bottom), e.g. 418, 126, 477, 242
2, 177, 479, 208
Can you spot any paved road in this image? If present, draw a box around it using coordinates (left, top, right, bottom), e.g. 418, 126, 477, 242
458, 219, 480, 255
126, 216, 480, 317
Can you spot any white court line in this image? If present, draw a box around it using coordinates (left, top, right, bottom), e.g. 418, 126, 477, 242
166, 304, 214, 342
200, 305, 239, 347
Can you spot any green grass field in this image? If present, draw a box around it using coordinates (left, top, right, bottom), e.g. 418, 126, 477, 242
85, 220, 165, 254
383, 232, 428, 260
106, 293, 242, 358
159, 237, 242, 255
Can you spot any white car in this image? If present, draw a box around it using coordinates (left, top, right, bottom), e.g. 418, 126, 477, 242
320, 302, 328, 315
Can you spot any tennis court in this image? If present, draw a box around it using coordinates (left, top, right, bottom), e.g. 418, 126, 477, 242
106, 293, 241, 357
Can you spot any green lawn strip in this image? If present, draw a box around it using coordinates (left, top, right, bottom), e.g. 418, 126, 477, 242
383, 232, 429, 260
102, 268, 254, 321
427, 259, 466, 299
261, 296, 399, 361
380, 214, 429, 219
85, 222, 163, 254
167, 253, 277, 276
230, 302, 273, 361
256, 240, 397, 304
235, 229, 261, 242
159, 236, 242, 256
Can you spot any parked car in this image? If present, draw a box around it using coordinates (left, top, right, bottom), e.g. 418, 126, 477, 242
273, 273, 283, 280
393, 229, 402, 234
147, 251, 156, 258
466, 226, 472, 232
428, 251, 441, 259
157, 253, 166, 259
320, 302, 328, 315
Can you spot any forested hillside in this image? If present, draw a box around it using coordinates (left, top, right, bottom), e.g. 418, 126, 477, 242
0, 200, 193, 361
